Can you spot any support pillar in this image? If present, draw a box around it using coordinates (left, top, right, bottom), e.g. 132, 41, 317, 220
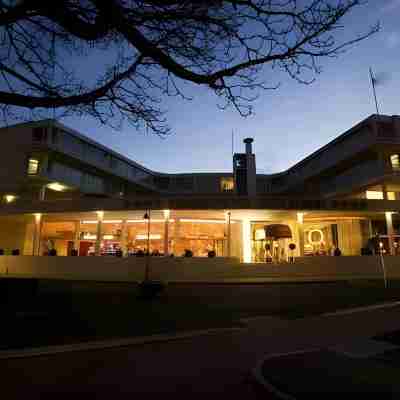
242, 219, 251, 263
382, 185, 388, 200
225, 211, 232, 258
120, 219, 127, 256
39, 185, 46, 201
73, 220, 80, 255
385, 212, 395, 255
297, 212, 305, 257
33, 213, 42, 255
163, 210, 170, 256
173, 217, 180, 256
95, 211, 104, 256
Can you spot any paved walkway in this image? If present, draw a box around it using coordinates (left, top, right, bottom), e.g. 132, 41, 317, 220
2, 306, 400, 398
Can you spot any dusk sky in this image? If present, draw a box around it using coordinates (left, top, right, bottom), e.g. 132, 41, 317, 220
62, 1, 400, 175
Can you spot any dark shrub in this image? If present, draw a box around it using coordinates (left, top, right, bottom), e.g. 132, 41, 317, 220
184, 249, 193, 257
207, 250, 216, 258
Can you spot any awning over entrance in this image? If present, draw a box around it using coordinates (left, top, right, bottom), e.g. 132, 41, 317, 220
264, 224, 292, 239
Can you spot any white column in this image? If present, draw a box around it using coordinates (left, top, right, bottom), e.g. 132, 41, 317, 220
385, 212, 395, 255
39, 186, 46, 201
242, 219, 251, 263
297, 212, 305, 257
95, 211, 104, 256
163, 210, 170, 256
173, 217, 180, 256
120, 219, 127, 256
225, 211, 231, 257
33, 213, 42, 255
74, 220, 80, 255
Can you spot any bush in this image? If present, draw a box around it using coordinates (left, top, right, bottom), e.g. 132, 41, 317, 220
184, 249, 193, 257
207, 250, 216, 258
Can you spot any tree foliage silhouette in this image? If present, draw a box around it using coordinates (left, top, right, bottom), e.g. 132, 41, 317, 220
0, 0, 378, 133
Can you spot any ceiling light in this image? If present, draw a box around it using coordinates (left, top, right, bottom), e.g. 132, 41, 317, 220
47, 182, 67, 192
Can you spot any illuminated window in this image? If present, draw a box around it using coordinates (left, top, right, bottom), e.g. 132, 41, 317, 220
27, 158, 39, 175
388, 191, 396, 201
391, 154, 400, 171
220, 177, 234, 192
366, 191, 384, 200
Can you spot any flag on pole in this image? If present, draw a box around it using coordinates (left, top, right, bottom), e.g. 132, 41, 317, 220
369, 67, 381, 115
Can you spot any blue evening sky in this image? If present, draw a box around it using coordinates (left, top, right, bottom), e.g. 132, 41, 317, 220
62, 1, 400, 174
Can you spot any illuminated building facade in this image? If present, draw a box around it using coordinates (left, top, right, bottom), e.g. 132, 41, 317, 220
0, 114, 400, 262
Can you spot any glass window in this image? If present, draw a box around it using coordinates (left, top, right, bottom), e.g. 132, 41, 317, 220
220, 177, 234, 192
366, 190, 384, 200
27, 158, 39, 175
388, 191, 396, 200
391, 154, 400, 171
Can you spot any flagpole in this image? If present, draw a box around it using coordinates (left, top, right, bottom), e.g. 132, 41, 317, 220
369, 67, 380, 116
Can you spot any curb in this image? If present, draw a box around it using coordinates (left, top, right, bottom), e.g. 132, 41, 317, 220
322, 300, 400, 317
251, 348, 321, 400
0, 326, 245, 360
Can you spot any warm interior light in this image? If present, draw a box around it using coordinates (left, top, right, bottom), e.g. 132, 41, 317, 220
254, 229, 266, 240
103, 234, 114, 240
34, 213, 42, 223
82, 218, 121, 224
126, 219, 175, 223
163, 209, 170, 220
242, 219, 252, 263
366, 191, 384, 200
96, 211, 104, 219
180, 218, 234, 224
308, 229, 324, 244
27, 158, 39, 175
297, 212, 304, 224
391, 154, 400, 170
47, 182, 67, 192
82, 233, 97, 240
4, 194, 16, 203
136, 234, 161, 240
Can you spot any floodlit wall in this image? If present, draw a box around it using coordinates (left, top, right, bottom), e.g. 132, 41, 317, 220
0, 216, 29, 254
1, 255, 400, 282
337, 220, 363, 255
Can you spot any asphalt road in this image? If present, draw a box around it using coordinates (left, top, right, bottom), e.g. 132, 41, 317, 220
2, 304, 400, 398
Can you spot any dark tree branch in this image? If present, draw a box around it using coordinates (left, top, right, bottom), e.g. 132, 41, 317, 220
0, 0, 378, 134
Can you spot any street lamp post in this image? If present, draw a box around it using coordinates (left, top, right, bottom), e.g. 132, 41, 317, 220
138, 209, 166, 300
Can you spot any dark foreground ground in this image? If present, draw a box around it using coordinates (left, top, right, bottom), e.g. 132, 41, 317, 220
1, 278, 400, 350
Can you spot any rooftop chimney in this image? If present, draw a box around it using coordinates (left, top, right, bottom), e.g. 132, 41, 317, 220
243, 137, 253, 155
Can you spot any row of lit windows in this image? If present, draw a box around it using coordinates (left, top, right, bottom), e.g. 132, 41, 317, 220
366, 191, 396, 200
33, 127, 152, 184
390, 154, 400, 171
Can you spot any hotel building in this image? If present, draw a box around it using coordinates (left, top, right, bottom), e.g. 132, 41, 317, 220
0, 114, 400, 263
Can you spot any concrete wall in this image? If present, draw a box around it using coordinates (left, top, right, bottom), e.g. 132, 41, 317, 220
1, 255, 400, 282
